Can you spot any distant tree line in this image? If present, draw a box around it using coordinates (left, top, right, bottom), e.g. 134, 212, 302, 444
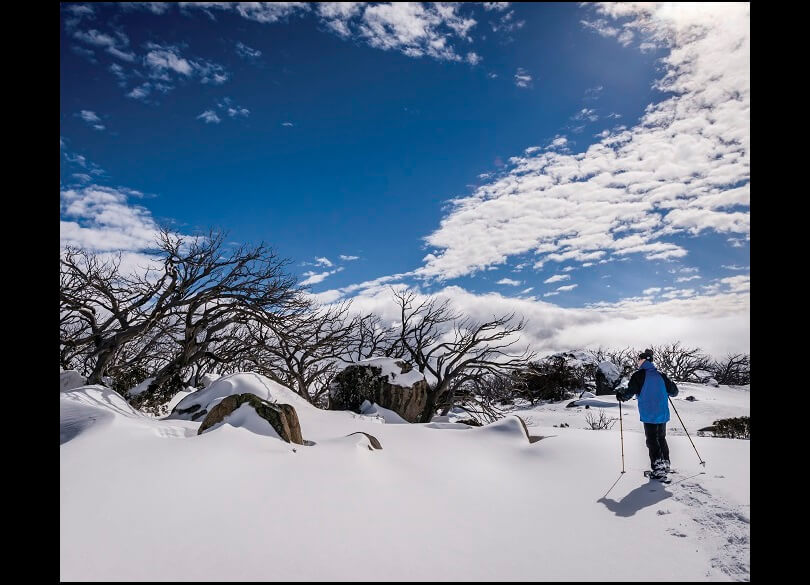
468, 343, 750, 414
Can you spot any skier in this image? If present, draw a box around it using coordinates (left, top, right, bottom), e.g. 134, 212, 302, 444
616, 349, 679, 480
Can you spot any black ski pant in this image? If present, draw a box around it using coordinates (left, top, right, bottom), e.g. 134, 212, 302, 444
643, 422, 669, 468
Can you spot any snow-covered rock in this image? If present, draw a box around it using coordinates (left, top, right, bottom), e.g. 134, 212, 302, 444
197, 393, 303, 443
359, 400, 408, 424
706, 378, 719, 387
166, 372, 314, 422
328, 357, 428, 423
60, 370, 86, 393
200, 373, 221, 388
595, 361, 621, 395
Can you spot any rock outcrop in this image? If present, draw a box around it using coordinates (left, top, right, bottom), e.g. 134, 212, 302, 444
328, 357, 428, 423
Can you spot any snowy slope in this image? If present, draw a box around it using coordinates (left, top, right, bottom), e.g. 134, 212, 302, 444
61, 376, 749, 581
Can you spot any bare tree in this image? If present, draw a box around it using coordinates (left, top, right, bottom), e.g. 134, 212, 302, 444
390, 289, 536, 423
652, 341, 712, 382
349, 313, 398, 361
139, 229, 303, 407
244, 301, 355, 405
60, 228, 304, 413
711, 353, 750, 385
60, 247, 180, 385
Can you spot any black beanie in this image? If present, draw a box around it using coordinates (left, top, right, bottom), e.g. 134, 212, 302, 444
638, 349, 653, 360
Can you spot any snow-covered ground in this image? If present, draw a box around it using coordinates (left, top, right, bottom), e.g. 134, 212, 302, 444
60, 373, 749, 581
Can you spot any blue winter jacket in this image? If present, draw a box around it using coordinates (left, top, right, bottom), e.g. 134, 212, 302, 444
617, 361, 678, 424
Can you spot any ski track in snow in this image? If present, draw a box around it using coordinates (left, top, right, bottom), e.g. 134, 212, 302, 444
669, 480, 750, 581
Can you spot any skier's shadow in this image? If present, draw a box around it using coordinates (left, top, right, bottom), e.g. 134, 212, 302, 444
598, 479, 672, 517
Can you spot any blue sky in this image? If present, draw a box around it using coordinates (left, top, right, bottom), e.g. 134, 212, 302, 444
60, 3, 750, 355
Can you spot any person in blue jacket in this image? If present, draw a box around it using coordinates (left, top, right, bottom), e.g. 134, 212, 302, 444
616, 349, 679, 478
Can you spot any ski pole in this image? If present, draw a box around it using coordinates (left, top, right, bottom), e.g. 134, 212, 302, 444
668, 396, 706, 467
618, 399, 625, 474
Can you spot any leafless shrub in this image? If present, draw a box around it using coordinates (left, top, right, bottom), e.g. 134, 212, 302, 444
585, 409, 617, 430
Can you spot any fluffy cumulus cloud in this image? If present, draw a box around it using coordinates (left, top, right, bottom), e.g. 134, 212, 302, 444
417, 3, 749, 281
181, 2, 484, 63
60, 185, 159, 253
496, 278, 521, 286
332, 283, 749, 358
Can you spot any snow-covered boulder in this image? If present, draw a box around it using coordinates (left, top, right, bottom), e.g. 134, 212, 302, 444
359, 400, 408, 424
60, 370, 86, 392
200, 373, 221, 388
594, 361, 621, 395
327, 357, 428, 423
166, 372, 314, 422
197, 393, 303, 443
705, 378, 719, 387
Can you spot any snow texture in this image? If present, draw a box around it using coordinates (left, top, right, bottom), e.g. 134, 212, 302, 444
355, 356, 426, 387
61, 374, 749, 581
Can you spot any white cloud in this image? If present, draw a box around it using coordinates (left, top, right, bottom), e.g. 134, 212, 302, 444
483, 2, 510, 11
417, 4, 749, 282
77, 110, 105, 130
556, 284, 578, 292
520, 287, 533, 294
300, 266, 344, 286
197, 110, 221, 124
675, 275, 701, 282
235, 41, 262, 59
72, 28, 135, 61
315, 257, 334, 267
514, 67, 532, 88
181, 2, 311, 23
490, 9, 524, 34
60, 185, 159, 253
339, 255, 359, 261
216, 97, 250, 118
580, 19, 619, 38
719, 274, 749, 293
496, 278, 521, 286
126, 83, 151, 100
466, 52, 482, 65
143, 42, 229, 85
121, 2, 170, 14
642, 287, 661, 295
282, 122, 294, 127
543, 274, 570, 284
722, 264, 747, 271
573, 107, 598, 122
